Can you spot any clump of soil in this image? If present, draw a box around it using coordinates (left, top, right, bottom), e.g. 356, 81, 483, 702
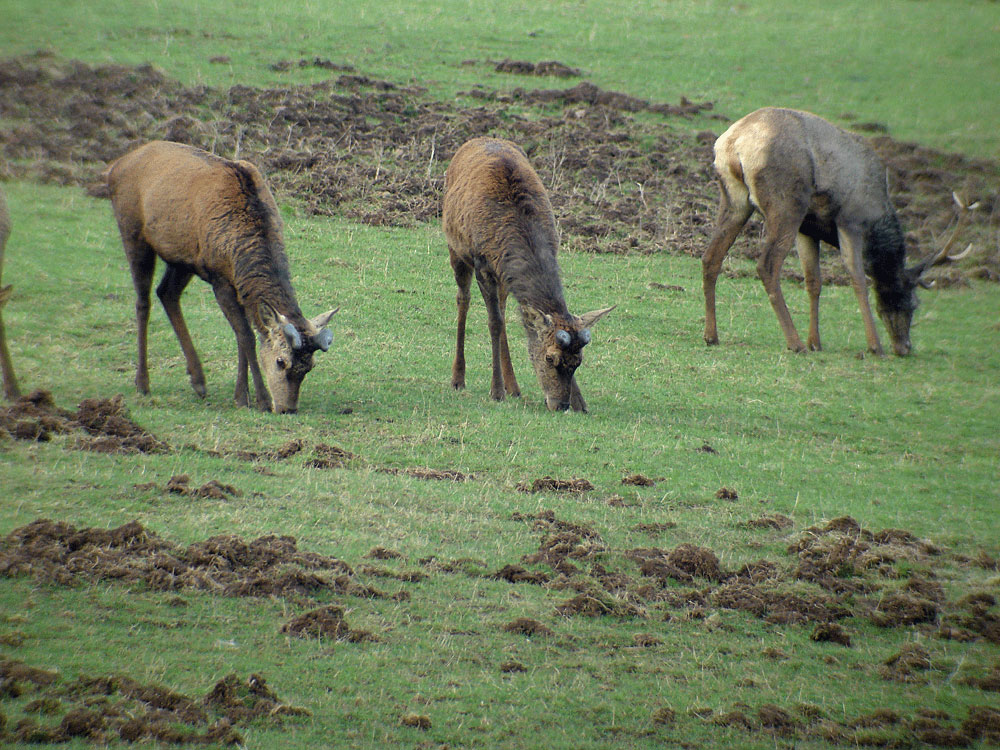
554, 590, 644, 618
499, 660, 527, 673
366, 546, 403, 560
379, 466, 469, 481
0, 390, 167, 453
493, 59, 582, 77
0, 518, 403, 601
492, 564, 550, 585
745, 514, 793, 530
652, 706, 676, 725
232, 439, 303, 462
879, 643, 932, 682
0, 662, 304, 746
631, 521, 677, 535
306, 442, 355, 469
501, 618, 553, 637
622, 473, 655, 486
400, 713, 431, 730
280, 605, 377, 643
810, 622, 852, 646
715, 487, 738, 500
516, 476, 594, 493
165, 474, 242, 500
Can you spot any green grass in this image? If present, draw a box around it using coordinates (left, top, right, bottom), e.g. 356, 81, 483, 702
2, 2, 1000, 747
1, 0, 998, 157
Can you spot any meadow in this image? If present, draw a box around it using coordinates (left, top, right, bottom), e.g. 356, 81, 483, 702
1, 1, 999, 748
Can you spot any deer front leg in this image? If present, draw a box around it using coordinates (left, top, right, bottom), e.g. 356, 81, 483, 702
211, 279, 272, 410
124, 239, 157, 395
475, 268, 507, 402
450, 254, 472, 391
496, 288, 520, 398
795, 233, 823, 351
758, 210, 808, 352
837, 226, 884, 356
157, 264, 206, 397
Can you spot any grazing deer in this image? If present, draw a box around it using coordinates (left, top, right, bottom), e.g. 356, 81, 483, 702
105, 141, 336, 413
442, 137, 613, 412
0, 185, 21, 400
702, 107, 972, 356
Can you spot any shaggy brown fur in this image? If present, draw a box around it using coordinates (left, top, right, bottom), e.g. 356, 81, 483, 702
442, 137, 612, 412
702, 107, 968, 356
0, 185, 20, 400
105, 141, 335, 413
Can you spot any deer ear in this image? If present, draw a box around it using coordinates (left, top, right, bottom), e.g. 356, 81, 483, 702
309, 308, 338, 330
521, 305, 553, 332
577, 306, 616, 329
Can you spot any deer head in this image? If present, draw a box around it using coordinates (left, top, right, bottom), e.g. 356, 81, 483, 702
521, 305, 614, 411
259, 307, 338, 413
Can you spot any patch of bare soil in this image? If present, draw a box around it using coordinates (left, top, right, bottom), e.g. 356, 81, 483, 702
164, 474, 242, 500
0, 390, 167, 453
516, 476, 594, 493
0, 518, 407, 601
622, 473, 655, 486
879, 643, 932, 683
0, 661, 304, 745
2, 52, 993, 274
280, 605, 378, 643
745, 514, 793, 530
501, 618, 553, 637
703, 701, 1000, 747
810, 622, 852, 646
492, 58, 582, 77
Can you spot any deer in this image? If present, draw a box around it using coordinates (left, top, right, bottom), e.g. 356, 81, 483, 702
104, 141, 337, 413
701, 107, 973, 356
442, 137, 614, 412
0, 185, 21, 400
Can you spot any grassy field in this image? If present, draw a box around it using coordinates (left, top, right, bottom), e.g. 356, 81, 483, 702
2, 1, 1000, 748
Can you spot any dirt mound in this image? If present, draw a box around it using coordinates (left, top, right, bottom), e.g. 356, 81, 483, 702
0, 390, 167, 453
279, 605, 377, 643
501, 618, 553, 637
622, 472, 655, 486
0, 518, 408, 601
0, 661, 304, 745
492, 58, 582, 77
516, 476, 594, 493
3, 52, 994, 273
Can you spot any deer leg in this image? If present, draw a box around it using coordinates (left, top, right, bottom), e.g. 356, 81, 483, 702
156, 264, 206, 398
450, 253, 472, 391
703, 185, 753, 345
122, 235, 157, 394
757, 209, 808, 352
795, 233, 823, 351
497, 288, 520, 398
474, 267, 507, 402
0, 285, 20, 400
211, 278, 272, 410
837, 226, 885, 356
568, 375, 587, 413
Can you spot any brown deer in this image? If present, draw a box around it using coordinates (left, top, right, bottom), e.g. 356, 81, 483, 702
105, 141, 336, 413
702, 107, 972, 356
0, 185, 21, 400
442, 137, 613, 412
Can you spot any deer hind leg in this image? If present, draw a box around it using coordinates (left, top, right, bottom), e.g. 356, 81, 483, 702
156, 264, 206, 398
757, 206, 809, 352
474, 265, 507, 402
703, 180, 753, 345
450, 252, 472, 390
211, 278, 271, 411
122, 234, 157, 394
496, 287, 520, 398
837, 225, 884, 356
795, 234, 823, 351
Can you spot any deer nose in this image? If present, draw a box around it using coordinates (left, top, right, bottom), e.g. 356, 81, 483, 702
557, 400, 571, 411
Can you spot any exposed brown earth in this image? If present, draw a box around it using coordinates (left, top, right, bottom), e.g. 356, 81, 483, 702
0, 389, 167, 453
1, 52, 996, 278
0, 662, 304, 745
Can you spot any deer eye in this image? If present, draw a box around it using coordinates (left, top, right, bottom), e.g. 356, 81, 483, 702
545, 354, 556, 366
276, 357, 288, 370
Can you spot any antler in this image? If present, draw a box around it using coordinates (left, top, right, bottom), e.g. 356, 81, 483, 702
914, 192, 977, 277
